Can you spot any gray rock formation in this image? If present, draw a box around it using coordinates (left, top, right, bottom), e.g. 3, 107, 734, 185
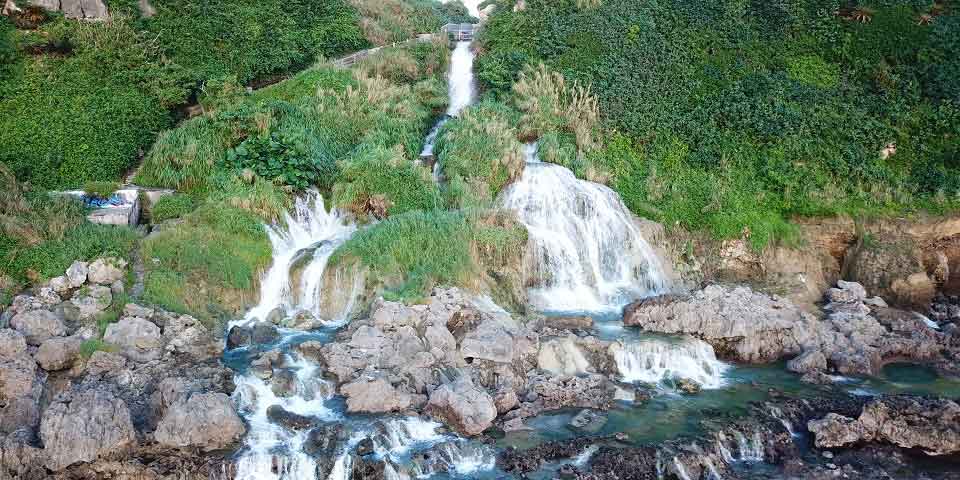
10, 309, 65, 345
0, 329, 40, 403
426, 375, 497, 436
103, 317, 163, 362
34, 336, 82, 371
40, 389, 137, 471
341, 377, 415, 413
66, 261, 88, 289
809, 397, 960, 456
87, 257, 126, 285
154, 392, 245, 451
70, 284, 112, 320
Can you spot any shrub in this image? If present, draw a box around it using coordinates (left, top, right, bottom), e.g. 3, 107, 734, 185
150, 194, 196, 222
223, 129, 330, 192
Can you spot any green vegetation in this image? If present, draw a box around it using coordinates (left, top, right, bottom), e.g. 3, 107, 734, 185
333, 146, 441, 219
80, 339, 116, 358
141, 203, 271, 321
0, 166, 137, 298
150, 194, 196, 223
330, 210, 526, 302
477, 0, 960, 248
82, 181, 120, 199
0, 0, 450, 190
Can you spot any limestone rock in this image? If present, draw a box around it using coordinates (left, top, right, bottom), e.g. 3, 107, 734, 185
40, 389, 137, 471
34, 336, 82, 371
786, 350, 827, 374
66, 261, 88, 289
623, 285, 817, 363
10, 309, 65, 345
843, 234, 935, 307
341, 377, 412, 413
426, 376, 496, 436
0, 329, 39, 402
154, 392, 245, 451
808, 397, 960, 456
460, 320, 514, 363
70, 285, 113, 320
48, 276, 71, 296
538, 337, 591, 376
103, 317, 163, 362
87, 257, 127, 285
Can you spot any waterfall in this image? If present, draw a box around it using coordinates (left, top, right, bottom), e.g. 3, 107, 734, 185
498, 143, 667, 312
240, 192, 356, 327
572, 445, 599, 467
446, 41, 476, 116
613, 337, 728, 389
732, 431, 764, 462
672, 457, 693, 480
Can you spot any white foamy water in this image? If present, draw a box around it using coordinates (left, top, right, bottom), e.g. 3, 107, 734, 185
233, 352, 338, 480
613, 337, 728, 389
446, 41, 476, 116
498, 143, 667, 312
239, 192, 356, 328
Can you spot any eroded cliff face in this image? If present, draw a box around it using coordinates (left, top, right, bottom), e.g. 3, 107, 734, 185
649, 214, 960, 311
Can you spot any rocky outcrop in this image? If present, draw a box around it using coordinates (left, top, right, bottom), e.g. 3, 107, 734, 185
623, 285, 818, 362
626, 281, 945, 377
103, 316, 163, 362
154, 392, 245, 451
10, 309, 65, 345
34, 336, 82, 371
843, 233, 936, 308
809, 397, 960, 456
342, 377, 416, 413
40, 389, 137, 471
87, 257, 126, 285
426, 375, 497, 436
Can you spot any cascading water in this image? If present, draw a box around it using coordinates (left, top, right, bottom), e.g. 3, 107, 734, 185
498, 143, 667, 312
613, 337, 728, 389
241, 192, 357, 327
425, 41, 476, 182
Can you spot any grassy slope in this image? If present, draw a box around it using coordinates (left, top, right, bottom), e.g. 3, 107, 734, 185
476, 0, 960, 249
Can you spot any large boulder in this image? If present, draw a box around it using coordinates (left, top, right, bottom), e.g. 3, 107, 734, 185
623, 285, 819, 363
537, 337, 591, 376
460, 320, 514, 363
426, 375, 496, 436
40, 389, 137, 471
86, 257, 127, 285
103, 317, 163, 362
341, 377, 413, 414
843, 234, 935, 308
10, 309, 65, 346
154, 392, 245, 451
34, 336, 82, 371
65, 261, 88, 289
0, 329, 39, 402
808, 397, 960, 456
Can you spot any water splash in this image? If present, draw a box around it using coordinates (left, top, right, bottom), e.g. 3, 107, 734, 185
733, 431, 764, 462
672, 457, 693, 480
767, 405, 798, 437
498, 143, 667, 312
613, 337, 728, 389
239, 192, 356, 328
446, 42, 476, 116
572, 445, 600, 467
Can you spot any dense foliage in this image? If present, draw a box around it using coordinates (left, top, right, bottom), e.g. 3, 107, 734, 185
150, 194, 196, 223
477, 0, 960, 247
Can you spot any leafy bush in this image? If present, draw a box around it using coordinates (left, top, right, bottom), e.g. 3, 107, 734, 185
224, 130, 330, 192
0, 16, 188, 189
150, 194, 196, 222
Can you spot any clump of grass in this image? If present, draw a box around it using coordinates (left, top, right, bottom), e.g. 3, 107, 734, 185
513, 63, 601, 153
82, 181, 120, 199
80, 339, 116, 358
150, 194, 197, 223
333, 145, 440, 220
435, 101, 526, 208
330, 209, 526, 302
141, 201, 271, 319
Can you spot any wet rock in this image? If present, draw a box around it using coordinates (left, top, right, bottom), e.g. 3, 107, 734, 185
341, 377, 412, 413
103, 317, 163, 362
538, 336, 591, 376
10, 309, 65, 345
154, 392, 245, 451
303, 423, 346, 457
295, 340, 325, 362
34, 336, 82, 371
250, 350, 281, 379
251, 323, 279, 344
676, 378, 701, 394
808, 397, 960, 455
40, 389, 137, 471
494, 389, 519, 414
786, 349, 827, 374
70, 284, 113, 320
568, 409, 607, 434
528, 373, 613, 413
66, 261, 88, 288
426, 375, 496, 436
623, 285, 816, 363
227, 325, 252, 349
87, 257, 127, 285
265, 307, 284, 325
356, 437, 375, 456
266, 405, 316, 431
543, 315, 593, 330
271, 369, 298, 398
